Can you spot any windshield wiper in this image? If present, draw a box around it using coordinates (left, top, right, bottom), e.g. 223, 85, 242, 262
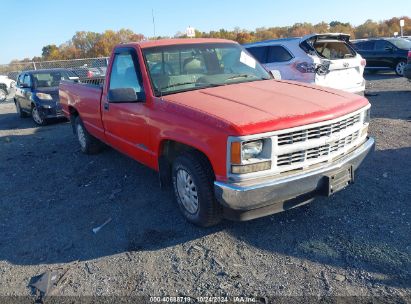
225, 74, 271, 82
225, 74, 252, 81
160, 81, 196, 90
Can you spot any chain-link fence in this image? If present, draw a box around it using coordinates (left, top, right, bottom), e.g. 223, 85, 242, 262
0, 57, 109, 81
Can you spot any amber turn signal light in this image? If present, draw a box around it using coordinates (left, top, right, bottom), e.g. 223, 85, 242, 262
231, 142, 241, 164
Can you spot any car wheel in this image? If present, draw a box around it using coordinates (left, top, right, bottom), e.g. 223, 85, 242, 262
0, 88, 7, 102
15, 101, 27, 118
74, 116, 102, 154
395, 60, 406, 76
172, 151, 222, 227
31, 106, 47, 125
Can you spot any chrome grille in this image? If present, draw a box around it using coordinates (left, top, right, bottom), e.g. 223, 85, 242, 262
277, 131, 360, 167
278, 113, 361, 146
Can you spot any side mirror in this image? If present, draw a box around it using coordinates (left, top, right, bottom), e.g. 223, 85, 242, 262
108, 88, 145, 103
384, 46, 394, 52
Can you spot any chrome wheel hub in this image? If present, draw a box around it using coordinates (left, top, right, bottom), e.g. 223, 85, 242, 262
396, 62, 405, 75
176, 169, 199, 214
32, 107, 43, 124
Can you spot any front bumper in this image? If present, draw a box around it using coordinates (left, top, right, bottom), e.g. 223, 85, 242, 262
215, 137, 375, 220
38, 105, 65, 119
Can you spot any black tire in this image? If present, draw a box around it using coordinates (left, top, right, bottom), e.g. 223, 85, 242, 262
15, 101, 28, 118
74, 116, 102, 154
31, 105, 47, 126
172, 150, 222, 227
395, 60, 406, 76
0, 88, 7, 102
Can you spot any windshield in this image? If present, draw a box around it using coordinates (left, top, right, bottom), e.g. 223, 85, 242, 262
142, 43, 271, 96
388, 38, 411, 49
32, 71, 72, 88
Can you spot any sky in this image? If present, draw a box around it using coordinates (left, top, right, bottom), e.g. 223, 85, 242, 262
0, 0, 409, 63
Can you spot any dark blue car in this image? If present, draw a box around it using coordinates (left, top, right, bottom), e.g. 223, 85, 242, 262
352, 38, 411, 76
14, 69, 78, 125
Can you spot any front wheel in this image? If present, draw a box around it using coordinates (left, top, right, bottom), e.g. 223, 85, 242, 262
74, 116, 102, 154
31, 106, 47, 125
172, 151, 222, 227
395, 60, 406, 76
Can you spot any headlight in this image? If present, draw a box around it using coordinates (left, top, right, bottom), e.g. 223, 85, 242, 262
361, 108, 370, 123
10, 81, 16, 88
242, 140, 263, 160
230, 139, 271, 174
36, 93, 53, 100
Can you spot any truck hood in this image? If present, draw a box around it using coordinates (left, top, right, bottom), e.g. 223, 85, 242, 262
163, 80, 369, 135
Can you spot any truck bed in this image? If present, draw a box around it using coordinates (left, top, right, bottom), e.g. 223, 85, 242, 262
59, 80, 105, 140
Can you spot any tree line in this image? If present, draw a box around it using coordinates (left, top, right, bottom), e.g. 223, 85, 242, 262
8, 16, 411, 64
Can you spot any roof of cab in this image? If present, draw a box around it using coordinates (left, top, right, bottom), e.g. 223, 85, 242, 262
120, 38, 237, 49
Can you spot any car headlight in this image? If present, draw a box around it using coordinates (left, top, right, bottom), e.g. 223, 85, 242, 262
10, 81, 16, 88
230, 139, 271, 174
36, 93, 53, 100
242, 140, 263, 160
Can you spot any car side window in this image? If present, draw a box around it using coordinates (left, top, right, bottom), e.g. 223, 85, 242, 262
353, 42, 362, 50
267, 46, 293, 63
247, 46, 268, 64
109, 53, 143, 94
375, 40, 390, 51
361, 41, 375, 51
17, 74, 24, 86
23, 75, 32, 87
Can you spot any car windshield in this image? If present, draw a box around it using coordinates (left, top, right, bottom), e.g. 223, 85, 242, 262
143, 43, 271, 96
388, 38, 411, 49
32, 71, 71, 88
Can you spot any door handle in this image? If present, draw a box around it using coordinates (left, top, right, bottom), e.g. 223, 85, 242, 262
104, 103, 109, 110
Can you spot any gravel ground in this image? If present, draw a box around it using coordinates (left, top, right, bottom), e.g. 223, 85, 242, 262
0, 73, 410, 302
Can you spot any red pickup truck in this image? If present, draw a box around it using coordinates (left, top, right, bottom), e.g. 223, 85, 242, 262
59, 38, 374, 227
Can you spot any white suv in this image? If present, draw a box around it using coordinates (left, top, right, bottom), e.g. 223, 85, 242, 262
244, 33, 366, 94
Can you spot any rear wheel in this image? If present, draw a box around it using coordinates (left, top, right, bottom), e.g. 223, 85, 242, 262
172, 151, 222, 227
74, 116, 102, 154
395, 60, 406, 76
31, 106, 47, 125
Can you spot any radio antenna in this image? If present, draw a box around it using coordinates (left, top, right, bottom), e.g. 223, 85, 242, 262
152, 9, 156, 37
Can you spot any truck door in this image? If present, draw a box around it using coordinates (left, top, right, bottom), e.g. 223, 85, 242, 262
101, 48, 153, 167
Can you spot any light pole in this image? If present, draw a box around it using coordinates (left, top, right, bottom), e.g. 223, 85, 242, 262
400, 19, 405, 37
